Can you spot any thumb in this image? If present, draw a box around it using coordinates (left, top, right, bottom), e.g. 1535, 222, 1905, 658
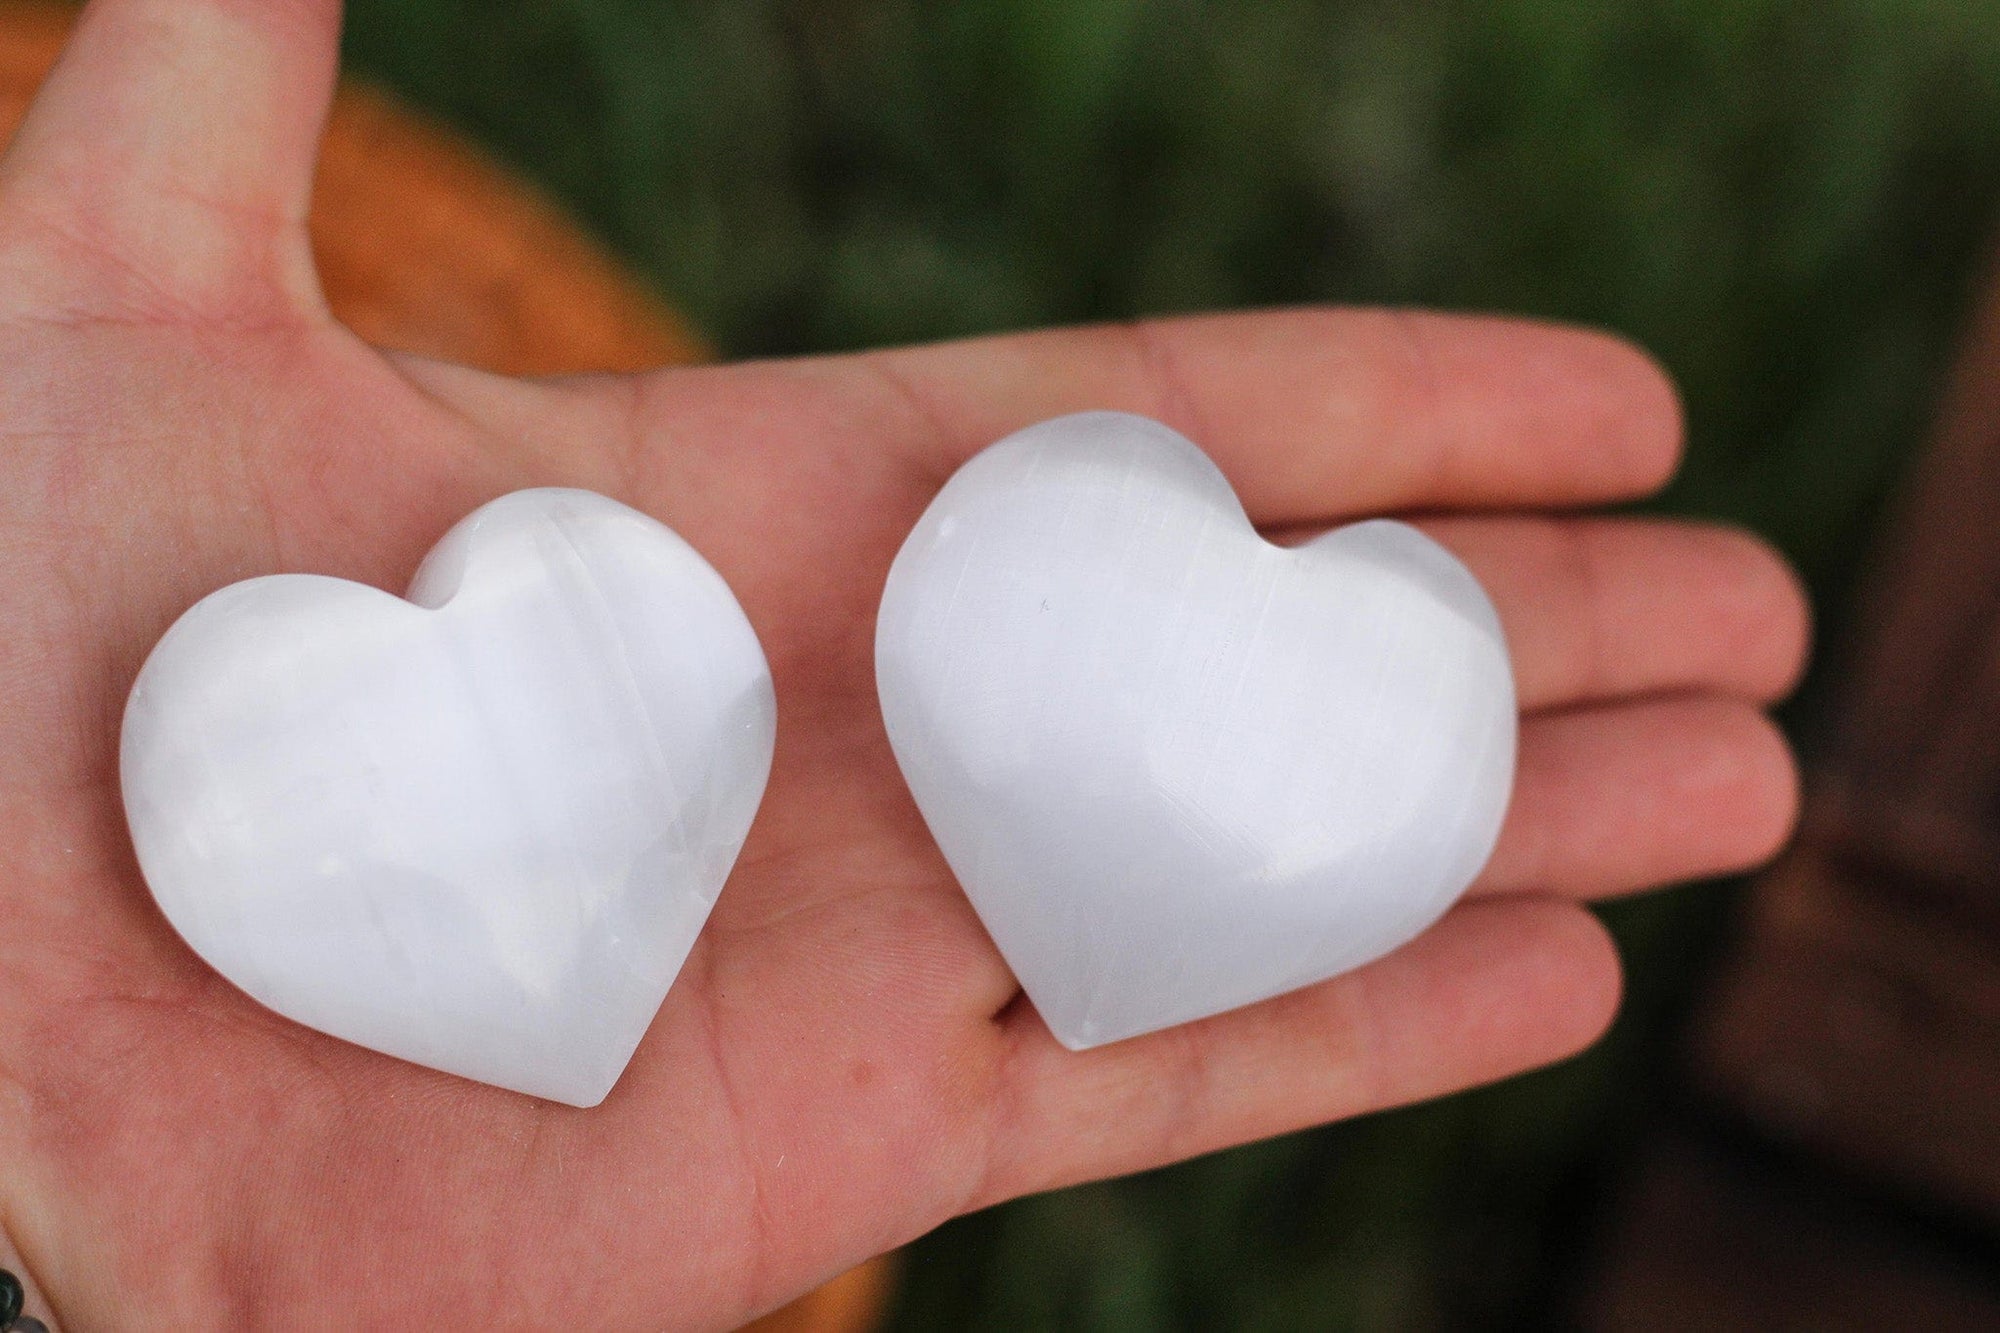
0, 0, 343, 314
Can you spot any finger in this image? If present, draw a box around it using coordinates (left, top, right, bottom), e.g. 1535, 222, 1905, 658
1409, 515, 1811, 711
859, 308, 1682, 523
0, 0, 342, 308
975, 896, 1619, 1203
1473, 696, 1800, 901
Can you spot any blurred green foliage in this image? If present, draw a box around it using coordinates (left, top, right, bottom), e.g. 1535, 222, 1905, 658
341, 1, 2000, 1327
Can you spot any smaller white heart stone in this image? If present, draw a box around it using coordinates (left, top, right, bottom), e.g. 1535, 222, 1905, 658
121, 489, 774, 1106
877, 412, 1517, 1049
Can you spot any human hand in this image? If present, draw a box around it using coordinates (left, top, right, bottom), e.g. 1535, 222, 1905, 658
0, 2, 1806, 1326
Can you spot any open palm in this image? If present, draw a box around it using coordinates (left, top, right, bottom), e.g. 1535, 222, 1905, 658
0, 3, 1807, 1327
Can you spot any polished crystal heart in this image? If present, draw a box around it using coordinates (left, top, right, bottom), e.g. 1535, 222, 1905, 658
121, 489, 775, 1106
877, 412, 1517, 1049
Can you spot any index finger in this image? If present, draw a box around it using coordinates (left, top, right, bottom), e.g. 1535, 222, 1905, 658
867, 308, 1683, 525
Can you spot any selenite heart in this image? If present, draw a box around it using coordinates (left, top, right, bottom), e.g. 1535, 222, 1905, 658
121, 489, 774, 1106
877, 412, 1517, 1049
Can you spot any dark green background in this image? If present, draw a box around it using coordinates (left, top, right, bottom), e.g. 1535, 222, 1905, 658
338, 2, 2000, 1327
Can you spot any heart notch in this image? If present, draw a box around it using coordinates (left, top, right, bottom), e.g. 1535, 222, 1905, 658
877, 412, 1516, 1049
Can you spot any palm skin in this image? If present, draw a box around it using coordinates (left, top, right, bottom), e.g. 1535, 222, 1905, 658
0, 2, 1809, 1327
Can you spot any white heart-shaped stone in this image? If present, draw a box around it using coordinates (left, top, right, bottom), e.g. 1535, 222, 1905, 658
877, 412, 1516, 1049
121, 489, 774, 1106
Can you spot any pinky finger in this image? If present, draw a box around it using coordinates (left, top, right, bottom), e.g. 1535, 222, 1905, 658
974, 897, 1620, 1205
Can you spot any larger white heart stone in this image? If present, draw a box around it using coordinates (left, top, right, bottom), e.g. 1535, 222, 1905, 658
121, 489, 775, 1106
877, 412, 1516, 1049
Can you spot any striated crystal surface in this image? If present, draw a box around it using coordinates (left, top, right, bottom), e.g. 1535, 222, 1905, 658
122, 489, 774, 1106
876, 412, 1517, 1049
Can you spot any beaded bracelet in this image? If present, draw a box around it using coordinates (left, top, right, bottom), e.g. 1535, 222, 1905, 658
0, 1269, 48, 1333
